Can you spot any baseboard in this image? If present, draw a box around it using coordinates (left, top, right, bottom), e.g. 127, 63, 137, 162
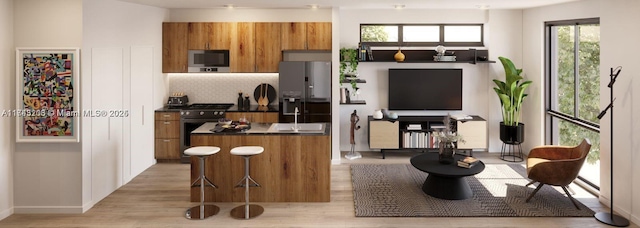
13, 206, 84, 214
331, 158, 341, 165
631, 213, 640, 227
82, 201, 95, 213
0, 207, 13, 220
598, 196, 633, 221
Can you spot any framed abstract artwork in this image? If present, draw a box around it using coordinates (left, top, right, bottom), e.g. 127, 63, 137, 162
16, 48, 80, 142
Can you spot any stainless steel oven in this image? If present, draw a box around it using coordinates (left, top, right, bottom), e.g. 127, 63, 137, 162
188, 50, 230, 73
179, 103, 233, 163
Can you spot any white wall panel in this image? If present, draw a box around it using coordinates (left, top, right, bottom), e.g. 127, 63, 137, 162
91, 47, 124, 204
0, 0, 13, 219
130, 46, 155, 179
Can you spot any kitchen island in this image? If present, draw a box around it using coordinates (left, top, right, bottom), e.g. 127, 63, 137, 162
189, 122, 330, 202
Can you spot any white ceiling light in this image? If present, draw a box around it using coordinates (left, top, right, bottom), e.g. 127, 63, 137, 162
224, 4, 234, 9
394, 4, 405, 9
308, 4, 319, 9
475, 5, 490, 9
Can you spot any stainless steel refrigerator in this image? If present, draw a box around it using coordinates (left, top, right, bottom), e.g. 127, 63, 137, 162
278, 61, 331, 123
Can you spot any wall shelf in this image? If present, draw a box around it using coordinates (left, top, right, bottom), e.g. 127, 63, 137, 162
360, 49, 494, 64
340, 78, 367, 83
340, 100, 366, 105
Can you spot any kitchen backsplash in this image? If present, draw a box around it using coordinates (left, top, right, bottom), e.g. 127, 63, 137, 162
169, 73, 279, 105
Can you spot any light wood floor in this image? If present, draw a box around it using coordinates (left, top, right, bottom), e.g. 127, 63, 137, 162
1, 151, 637, 227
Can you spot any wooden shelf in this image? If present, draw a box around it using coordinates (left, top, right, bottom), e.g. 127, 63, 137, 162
362, 49, 494, 64
340, 100, 366, 105
361, 60, 496, 64
340, 78, 367, 83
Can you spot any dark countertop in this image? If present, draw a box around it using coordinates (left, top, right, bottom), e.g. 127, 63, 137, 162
227, 104, 279, 112
155, 105, 278, 112
191, 122, 330, 135
155, 106, 182, 112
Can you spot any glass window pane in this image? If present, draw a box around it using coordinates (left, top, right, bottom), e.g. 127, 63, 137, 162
553, 25, 575, 116
403, 26, 439, 42
554, 118, 600, 186
444, 25, 481, 42
361, 25, 398, 42
577, 24, 600, 123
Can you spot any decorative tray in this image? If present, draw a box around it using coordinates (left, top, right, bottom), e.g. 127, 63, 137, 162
210, 122, 251, 133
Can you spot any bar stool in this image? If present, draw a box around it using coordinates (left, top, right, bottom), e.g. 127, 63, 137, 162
184, 146, 220, 220
230, 146, 264, 219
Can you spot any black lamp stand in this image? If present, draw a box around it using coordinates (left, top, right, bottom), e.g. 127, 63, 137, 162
594, 66, 629, 227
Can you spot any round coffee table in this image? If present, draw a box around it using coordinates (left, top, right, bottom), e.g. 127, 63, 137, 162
410, 152, 485, 200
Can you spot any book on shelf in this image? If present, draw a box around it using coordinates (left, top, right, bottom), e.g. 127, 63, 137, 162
457, 156, 480, 168
451, 114, 472, 120
366, 45, 374, 61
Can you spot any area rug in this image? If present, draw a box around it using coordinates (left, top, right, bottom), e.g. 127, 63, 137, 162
351, 163, 595, 217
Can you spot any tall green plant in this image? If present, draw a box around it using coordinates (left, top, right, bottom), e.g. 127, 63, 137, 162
493, 56, 532, 126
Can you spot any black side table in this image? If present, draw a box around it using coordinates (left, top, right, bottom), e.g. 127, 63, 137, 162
500, 142, 523, 162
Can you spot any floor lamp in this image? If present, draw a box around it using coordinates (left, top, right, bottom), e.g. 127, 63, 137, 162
594, 66, 629, 227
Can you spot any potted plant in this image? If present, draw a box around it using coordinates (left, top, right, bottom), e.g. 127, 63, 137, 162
433, 114, 465, 164
493, 56, 532, 144
339, 47, 359, 92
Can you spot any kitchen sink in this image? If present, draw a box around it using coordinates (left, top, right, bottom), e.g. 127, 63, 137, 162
267, 123, 325, 133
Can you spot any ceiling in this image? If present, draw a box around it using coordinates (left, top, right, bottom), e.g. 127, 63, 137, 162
116, 0, 581, 10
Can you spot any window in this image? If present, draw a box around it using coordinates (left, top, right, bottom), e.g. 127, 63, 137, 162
545, 18, 600, 189
360, 24, 483, 47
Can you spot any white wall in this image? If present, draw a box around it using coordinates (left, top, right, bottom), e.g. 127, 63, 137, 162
0, 0, 14, 220
524, 0, 640, 224
13, 0, 84, 213
338, 9, 523, 154
82, 0, 168, 210
598, 0, 640, 224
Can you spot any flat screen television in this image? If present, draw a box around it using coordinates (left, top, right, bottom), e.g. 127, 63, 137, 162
388, 68, 462, 110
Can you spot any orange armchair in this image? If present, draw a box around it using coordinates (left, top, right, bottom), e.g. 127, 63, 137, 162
525, 139, 591, 209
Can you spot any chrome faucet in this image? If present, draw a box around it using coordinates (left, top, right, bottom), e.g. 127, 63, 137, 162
293, 106, 299, 132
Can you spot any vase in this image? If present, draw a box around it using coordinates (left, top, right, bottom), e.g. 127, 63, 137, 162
394, 49, 405, 62
373, 110, 383, 119
237, 93, 244, 111
438, 141, 456, 164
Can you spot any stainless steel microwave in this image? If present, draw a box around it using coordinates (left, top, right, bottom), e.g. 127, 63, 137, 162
188, 50, 230, 72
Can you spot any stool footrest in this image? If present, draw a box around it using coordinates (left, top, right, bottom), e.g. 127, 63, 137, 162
234, 175, 261, 188
191, 176, 218, 188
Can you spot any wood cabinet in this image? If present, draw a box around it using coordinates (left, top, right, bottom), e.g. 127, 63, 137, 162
281, 22, 331, 50
226, 112, 278, 123
162, 22, 188, 73
368, 120, 399, 149
191, 134, 330, 202
155, 112, 181, 160
163, 21, 330, 72
231, 22, 255, 72
306, 22, 332, 50
255, 22, 282, 72
188, 22, 233, 50
456, 119, 487, 149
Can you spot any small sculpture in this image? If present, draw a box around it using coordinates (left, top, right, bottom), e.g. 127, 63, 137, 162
346, 110, 362, 160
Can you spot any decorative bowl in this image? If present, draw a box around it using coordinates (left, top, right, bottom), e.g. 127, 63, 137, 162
218, 118, 232, 125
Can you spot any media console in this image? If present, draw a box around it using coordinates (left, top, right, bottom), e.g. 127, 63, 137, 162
368, 115, 487, 159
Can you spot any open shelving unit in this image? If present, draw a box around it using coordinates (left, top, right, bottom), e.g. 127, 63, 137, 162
340, 78, 367, 105
368, 115, 486, 159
